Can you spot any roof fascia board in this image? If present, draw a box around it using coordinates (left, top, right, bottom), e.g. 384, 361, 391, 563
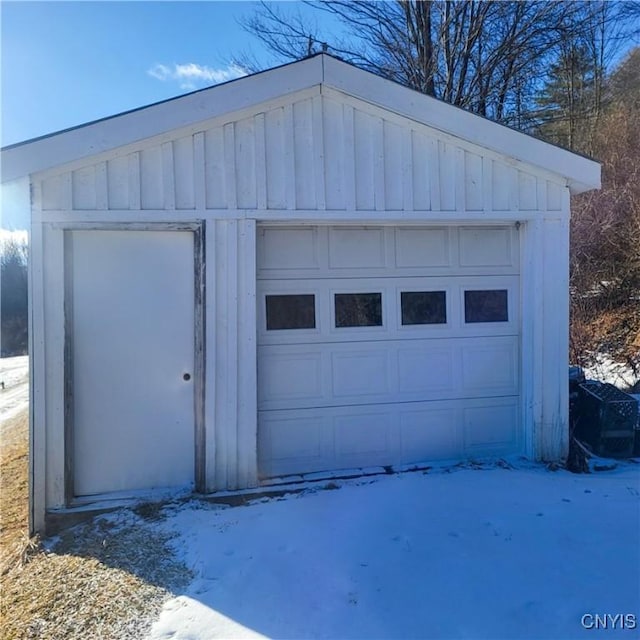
322, 55, 601, 193
2, 55, 324, 183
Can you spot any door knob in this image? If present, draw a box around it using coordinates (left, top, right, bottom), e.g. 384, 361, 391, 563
183, 373, 191, 381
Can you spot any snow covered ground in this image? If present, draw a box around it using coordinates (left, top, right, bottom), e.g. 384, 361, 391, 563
583, 356, 638, 391
146, 463, 640, 640
0, 355, 29, 424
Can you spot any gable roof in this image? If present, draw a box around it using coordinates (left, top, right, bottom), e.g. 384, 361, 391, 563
1, 53, 600, 193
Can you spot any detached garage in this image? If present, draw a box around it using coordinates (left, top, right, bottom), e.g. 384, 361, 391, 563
0, 53, 600, 534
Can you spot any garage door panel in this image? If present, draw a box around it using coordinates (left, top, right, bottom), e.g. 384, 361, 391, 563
259, 338, 519, 410
331, 351, 390, 397
397, 346, 454, 394
328, 227, 386, 268
400, 409, 460, 462
258, 227, 319, 270
463, 401, 519, 451
461, 338, 519, 395
258, 413, 329, 477
395, 227, 452, 267
259, 398, 520, 477
260, 350, 324, 404
459, 227, 518, 268
334, 412, 395, 461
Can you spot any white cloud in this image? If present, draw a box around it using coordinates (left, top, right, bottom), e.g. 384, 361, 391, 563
148, 62, 246, 90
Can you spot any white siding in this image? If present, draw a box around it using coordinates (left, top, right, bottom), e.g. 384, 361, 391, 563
173, 136, 195, 210
206, 219, 258, 491
37, 92, 567, 216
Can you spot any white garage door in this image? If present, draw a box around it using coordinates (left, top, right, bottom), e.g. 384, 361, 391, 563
257, 225, 521, 478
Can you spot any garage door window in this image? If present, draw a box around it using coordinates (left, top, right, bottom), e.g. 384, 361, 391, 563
401, 291, 447, 325
464, 289, 508, 323
266, 294, 316, 330
335, 293, 382, 327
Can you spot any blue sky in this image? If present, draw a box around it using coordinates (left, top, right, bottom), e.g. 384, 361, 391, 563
1, 1, 341, 148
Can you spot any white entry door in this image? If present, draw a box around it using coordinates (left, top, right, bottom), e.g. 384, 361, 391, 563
70, 230, 196, 497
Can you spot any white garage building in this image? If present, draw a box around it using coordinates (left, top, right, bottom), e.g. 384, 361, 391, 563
1, 54, 600, 534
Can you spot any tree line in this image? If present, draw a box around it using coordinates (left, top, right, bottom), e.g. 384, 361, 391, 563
1, 235, 28, 357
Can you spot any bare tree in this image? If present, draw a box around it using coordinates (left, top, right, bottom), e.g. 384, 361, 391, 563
569, 48, 640, 376
238, 1, 638, 129
534, 1, 637, 153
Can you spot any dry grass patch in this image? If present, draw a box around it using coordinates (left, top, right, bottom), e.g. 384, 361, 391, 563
1, 409, 193, 640
0, 411, 31, 576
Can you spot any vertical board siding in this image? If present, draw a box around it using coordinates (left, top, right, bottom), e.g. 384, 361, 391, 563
235, 118, 257, 209
540, 209, 570, 459
236, 219, 258, 487
107, 156, 130, 209
209, 220, 258, 491
224, 220, 239, 489
354, 109, 375, 210
265, 107, 286, 209
427, 137, 441, 211
72, 166, 97, 210
546, 181, 562, 211
37, 94, 561, 216
491, 161, 510, 211
140, 147, 163, 209
401, 128, 413, 212
464, 151, 483, 211
312, 96, 326, 210
95, 162, 108, 210
29, 217, 46, 531
293, 99, 315, 210
41, 173, 71, 211
223, 123, 238, 210
383, 120, 403, 211
342, 105, 357, 211
518, 170, 537, 210
193, 132, 207, 210
43, 226, 66, 508
323, 98, 345, 211
284, 105, 296, 210
373, 116, 386, 211
254, 114, 267, 210
438, 141, 456, 211
161, 143, 176, 210
205, 127, 226, 209
128, 153, 141, 210
173, 136, 196, 210
411, 131, 431, 210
